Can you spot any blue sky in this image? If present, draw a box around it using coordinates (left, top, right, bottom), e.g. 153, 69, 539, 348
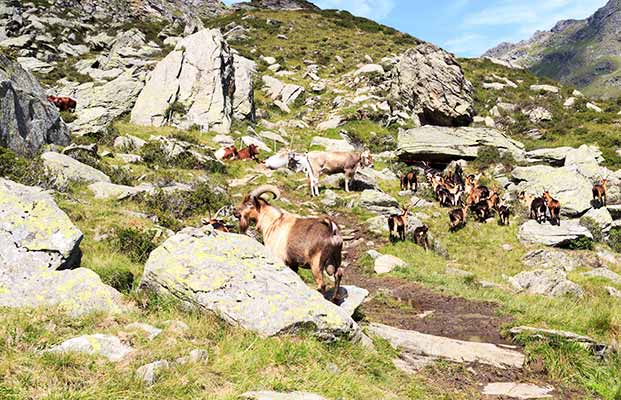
222, 0, 608, 57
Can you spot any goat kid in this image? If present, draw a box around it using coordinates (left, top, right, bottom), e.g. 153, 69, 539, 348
543, 191, 561, 226
593, 178, 609, 207
235, 185, 344, 302
497, 204, 510, 226
413, 225, 430, 251
400, 170, 418, 192
215, 145, 239, 161
449, 206, 468, 232
388, 207, 409, 241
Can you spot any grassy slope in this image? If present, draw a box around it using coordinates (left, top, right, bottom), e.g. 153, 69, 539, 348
1, 7, 621, 399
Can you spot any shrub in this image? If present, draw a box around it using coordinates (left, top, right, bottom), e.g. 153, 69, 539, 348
164, 101, 187, 123
97, 267, 135, 294
140, 141, 169, 166
580, 216, 604, 242
60, 110, 77, 124
137, 182, 230, 230
567, 236, 594, 251
608, 228, 621, 253
0, 148, 58, 189
113, 227, 158, 264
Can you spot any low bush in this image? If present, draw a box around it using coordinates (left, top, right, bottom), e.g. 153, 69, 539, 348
97, 267, 135, 294
112, 227, 158, 264
567, 236, 594, 251
608, 228, 621, 253
580, 216, 604, 242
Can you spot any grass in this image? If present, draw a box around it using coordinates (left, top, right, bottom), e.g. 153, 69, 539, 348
0, 303, 441, 400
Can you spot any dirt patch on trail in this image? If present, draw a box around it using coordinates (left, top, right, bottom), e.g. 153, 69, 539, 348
347, 264, 513, 345
335, 213, 513, 345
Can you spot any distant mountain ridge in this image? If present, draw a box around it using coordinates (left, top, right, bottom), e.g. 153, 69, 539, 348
484, 0, 621, 97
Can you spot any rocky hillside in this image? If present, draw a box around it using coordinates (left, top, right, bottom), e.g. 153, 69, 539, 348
484, 0, 621, 97
1, 2, 621, 400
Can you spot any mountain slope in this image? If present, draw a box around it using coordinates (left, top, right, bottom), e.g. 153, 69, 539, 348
484, 0, 621, 97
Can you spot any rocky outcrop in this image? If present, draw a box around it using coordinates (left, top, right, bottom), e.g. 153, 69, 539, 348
369, 323, 524, 369
62, 70, 145, 136
518, 220, 593, 247
130, 29, 253, 134
397, 126, 525, 163
484, 1, 621, 96
139, 227, 359, 340
236, 0, 320, 10
509, 268, 583, 297
233, 55, 257, 121
0, 178, 125, 317
511, 165, 593, 216
388, 44, 474, 127
0, 54, 69, 156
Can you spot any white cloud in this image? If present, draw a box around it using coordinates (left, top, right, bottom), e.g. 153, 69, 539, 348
313, 0, 396, 20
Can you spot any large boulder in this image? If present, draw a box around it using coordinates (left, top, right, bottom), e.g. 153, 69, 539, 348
0, 54, 69, 155
62, 70, 144, 136
41, 152, 111, 184
388, 44, 474, 127
0, 178, 125, 317
130, 29, 240, 133
139, 227, 359, 340
518, 220, 593, 247
233, 54, 257, 121
397, 126, 525, 163
511, 165, 593, 216
509, 268, 583, 298
357, 190, 400, 216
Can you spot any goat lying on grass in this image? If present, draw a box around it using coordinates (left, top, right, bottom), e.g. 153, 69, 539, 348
235, 185, 344, 302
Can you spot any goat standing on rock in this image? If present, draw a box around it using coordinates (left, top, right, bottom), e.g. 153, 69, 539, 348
542, 191, 561, 226
593, 178, 608, 208
235, 185, 344, 302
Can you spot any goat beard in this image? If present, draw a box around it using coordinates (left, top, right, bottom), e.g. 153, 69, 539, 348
239, 216, 250, 234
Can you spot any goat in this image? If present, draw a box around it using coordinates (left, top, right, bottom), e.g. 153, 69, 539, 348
388, 206, 409, 241
542, 191, 561, 226
449, 206, 468, 232
400, 170, 418, 192
466, 185, 490, 206
202, 208, 229, 232
528, 195, 548, 224
307, 150, 373, 195
215, 145, 239, 161
48, 95, 77, 112
237, 144, 260, 161
413, 225, 430, 251
497, 204, 510, 226
593, 178, 609, 208
234, 185, 344, 302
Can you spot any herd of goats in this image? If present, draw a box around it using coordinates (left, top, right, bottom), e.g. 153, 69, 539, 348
204, 146, 612, 302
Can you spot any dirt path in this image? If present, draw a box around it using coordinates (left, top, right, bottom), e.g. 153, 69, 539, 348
333, 213, 588, 399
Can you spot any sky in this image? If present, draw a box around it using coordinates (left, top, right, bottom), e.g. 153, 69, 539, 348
222, 0, 609, 57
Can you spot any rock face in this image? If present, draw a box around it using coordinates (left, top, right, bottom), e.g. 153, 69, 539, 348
369, 323, 524, 369
518, 220, 593, 247
232, 55, 257, 121
512, 166, 593, 216
509, 268, 583, 298
63, 71, 145, 136
238, 0, 320, 10
389, 44, 474, 127
0, 179, 124, 317
0, 54, 69, 156
522, 249, 585, 272
130, 29, 252, 133
139, 227, 359, 340
397, 126, 525, 163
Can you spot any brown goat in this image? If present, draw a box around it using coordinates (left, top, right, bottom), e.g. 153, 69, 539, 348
593, 178, 608, 208
400, 170, 418, 192
234, 185, 344, 302
388, 207, 409, 241
238, 144, 260, 161
449, 206, 468, 232
542, 191, 561, 226
413, 225, 430, 251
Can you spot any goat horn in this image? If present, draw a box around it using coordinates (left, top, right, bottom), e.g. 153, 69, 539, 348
249, 185, 281, 200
